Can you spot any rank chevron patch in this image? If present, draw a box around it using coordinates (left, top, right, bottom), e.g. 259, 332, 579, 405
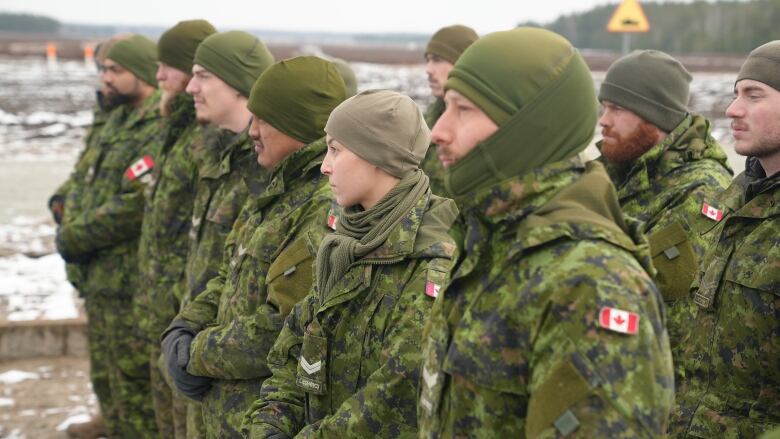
300, 357, 322, 375
422, 366, 438, 389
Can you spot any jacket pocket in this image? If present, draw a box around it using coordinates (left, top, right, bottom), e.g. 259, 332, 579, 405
648, 221, 698, 301
266, 236, 316, 317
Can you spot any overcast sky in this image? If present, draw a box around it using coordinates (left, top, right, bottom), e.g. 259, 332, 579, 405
1, 0, 707, 34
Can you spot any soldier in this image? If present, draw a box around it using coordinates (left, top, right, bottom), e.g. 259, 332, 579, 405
596, 50, 733, 356
244, 90, 458, 437
416, 28, 674, 437
670, 40, 780, 437
51, 34, 128, 439
176, 30, 275, 438
55, 34, 161, 438
419, 24, 478, 196
162, 56, 346, 437
134, 19, 216, 439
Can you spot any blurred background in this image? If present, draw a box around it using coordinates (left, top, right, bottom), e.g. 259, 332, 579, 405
1, 1, 778, 437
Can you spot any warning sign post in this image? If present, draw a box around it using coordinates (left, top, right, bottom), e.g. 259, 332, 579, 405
606, 0, 651, 53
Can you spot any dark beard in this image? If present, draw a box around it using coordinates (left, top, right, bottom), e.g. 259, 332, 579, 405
102, 90, 135, 111
600, 121, 659, 164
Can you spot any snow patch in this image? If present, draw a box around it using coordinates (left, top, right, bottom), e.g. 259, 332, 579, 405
0, 397, 14, 406
0, 370, 40, 384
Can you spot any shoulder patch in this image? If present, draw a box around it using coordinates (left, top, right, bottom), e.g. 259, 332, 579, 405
125, 155, 154, 181
327, 212, 338, 230
424, 267, 448, 298
701, 202, 724, 222
598, 306, 639, 335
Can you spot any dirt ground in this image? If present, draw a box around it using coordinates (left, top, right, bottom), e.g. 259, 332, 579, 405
0, 356, 98, 439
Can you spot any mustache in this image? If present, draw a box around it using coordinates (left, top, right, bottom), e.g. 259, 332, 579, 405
731, 122, 748, 130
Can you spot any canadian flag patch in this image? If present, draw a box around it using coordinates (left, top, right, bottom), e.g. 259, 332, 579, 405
598, 307, 639, 335
125, 155, 154, 180
425, 281, 440, 298
701, 202, 723, 222
327, 213, 338, 230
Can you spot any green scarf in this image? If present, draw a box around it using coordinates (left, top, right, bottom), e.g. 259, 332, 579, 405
316, 170, 429, 297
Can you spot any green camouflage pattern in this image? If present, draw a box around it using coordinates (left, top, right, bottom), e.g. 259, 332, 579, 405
57, 91, 162, 438
245, 193, 458, 438
184, 127, 257, 307
135, 93, 208, 439
50, 105, 110, 204
417, 157, 675, 438
420, 98, 446, 196
600, 114, 732, 362
175, 138, 334, 438
670, 157, 780, 438
137, 93, 206, 339
178, 125, 257, 439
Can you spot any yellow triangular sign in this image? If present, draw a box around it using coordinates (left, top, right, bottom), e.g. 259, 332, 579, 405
607, 0, 650, 33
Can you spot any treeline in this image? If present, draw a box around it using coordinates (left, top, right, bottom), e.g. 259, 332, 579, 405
0, 12, 60, 34
519, 0, 780, 54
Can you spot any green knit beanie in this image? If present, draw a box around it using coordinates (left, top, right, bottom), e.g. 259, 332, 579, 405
158, 19, 216, 74
248, 56, 346, 144
325, 89, 430, 178
599, 50, 691, 132
106, 34, 158, 87
426, 25, 479, 64
331, 58, 358, 97
737, 40, 780, 92
193, 31, 275, 97
443, 27, 597, 198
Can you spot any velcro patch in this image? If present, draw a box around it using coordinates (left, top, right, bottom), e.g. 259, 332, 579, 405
701, 202, 723, 222
425, 281, 440, 298
598, 306, 639, 335
327, 213, 338, 230
125, 155, 154, 180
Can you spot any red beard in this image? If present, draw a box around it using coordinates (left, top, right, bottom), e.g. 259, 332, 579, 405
601, 121, 660, 164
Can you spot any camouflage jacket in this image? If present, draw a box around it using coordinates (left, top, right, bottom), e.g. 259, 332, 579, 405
50, 105, 110, 204
175, 138, 334, 438
183, 126, 258, 309
601, 114, 732, 355
420, 99, 446, 196
417, 157, 674, 438
136, 93, 208, 339
670, 157, 780, 438
245, 193, 458, 438
57, 91, 161, 299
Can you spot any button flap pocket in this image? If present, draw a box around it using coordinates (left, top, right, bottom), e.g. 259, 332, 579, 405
647, 221, 687, 259
526, 359, 592, 438
648, 222, 698, 301
266, 237, 316, 316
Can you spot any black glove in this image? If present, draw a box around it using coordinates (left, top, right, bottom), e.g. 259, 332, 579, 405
55, 229, 91, 264
161, 320, 213, 400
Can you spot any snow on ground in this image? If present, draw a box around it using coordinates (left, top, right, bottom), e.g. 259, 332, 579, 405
0, 370, 40, 384
0, 253, 79, 321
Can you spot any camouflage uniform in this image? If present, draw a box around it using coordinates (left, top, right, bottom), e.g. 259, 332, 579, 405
175, 138, 333, 438
417, 158, 675, 438
246, 193, 458, 438
50, 105, 113, 287
136, 93, 207, 438
420, 99, 446, 196
56, 91, 161, 438
50, 105, 109, 209
601, 114, 733, 355
178, 126, 257, 438
670, 157, 780, 437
